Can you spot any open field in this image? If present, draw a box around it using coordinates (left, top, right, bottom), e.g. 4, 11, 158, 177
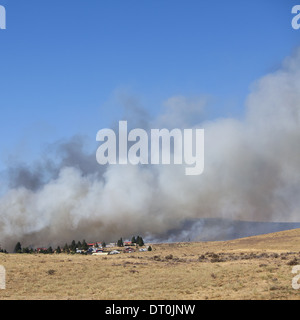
1, 228, 300, 300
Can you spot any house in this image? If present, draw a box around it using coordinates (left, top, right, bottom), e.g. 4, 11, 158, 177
88, 242, 102, 248
124, 247, 135, 253
106, 243, 116, 248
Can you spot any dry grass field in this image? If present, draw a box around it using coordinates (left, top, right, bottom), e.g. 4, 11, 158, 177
1, 228, 300, 300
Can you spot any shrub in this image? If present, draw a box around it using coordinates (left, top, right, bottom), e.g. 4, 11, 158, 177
287, 257, 298, 266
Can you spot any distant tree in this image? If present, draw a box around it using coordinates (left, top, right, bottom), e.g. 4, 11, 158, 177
56, 246, 61, 254
47, 247, 53, 254
70, 240, 76, 252
148, 246, 152, 251
136, 236, 144, 246
22, 247, 30, 254
14, 242, 22, 253
136, 236, 140, 245
131, 236, 136, 244
77, 241, 82, 249
137, 236, 145, 247
94, 242, 99, 248
102, 241, 106, 248
117, 238, 124, 247
82, 239, 88, 251
63, 243, 69, 253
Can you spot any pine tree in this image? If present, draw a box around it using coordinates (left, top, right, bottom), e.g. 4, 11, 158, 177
131, 236, 136, 244
136, 236, 140, 245
138, 236, 144, 246
82, 239, 88, 251
63, 243, 69, 253
14, 242, 22, 253
70, 240, 76, 252
117, 238, 123, 247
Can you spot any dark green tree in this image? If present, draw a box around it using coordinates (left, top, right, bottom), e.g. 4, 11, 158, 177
148, 246, 152, 251
56, 246, 61, 254
136, 236, 140, 245
82, 239, 89, 251
70, 240, 76, 252
22, 247, 30, 254
63, 243, 69, 253
47, 246, 53, 254
14, 242, 22, 253
137, 236, 144, 246
131, 236, 136, 244
117, 238, 124, 247
102, 241, 106, 248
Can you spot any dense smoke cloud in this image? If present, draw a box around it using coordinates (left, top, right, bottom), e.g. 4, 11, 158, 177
1, 50, 300, 251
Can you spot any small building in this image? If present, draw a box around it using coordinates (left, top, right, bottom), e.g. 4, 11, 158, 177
106, 243, 117, 248
88, 242, 102, 248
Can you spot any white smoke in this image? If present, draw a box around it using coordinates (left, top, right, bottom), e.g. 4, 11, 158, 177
1, 49, 300, 251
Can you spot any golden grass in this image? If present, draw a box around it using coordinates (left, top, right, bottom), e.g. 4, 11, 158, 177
1, 228, 300, 300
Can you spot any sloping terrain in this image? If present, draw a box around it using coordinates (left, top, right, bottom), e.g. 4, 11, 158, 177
0, 228, 300, 300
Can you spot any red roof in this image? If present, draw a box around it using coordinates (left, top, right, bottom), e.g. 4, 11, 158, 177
88, 242, 102, 246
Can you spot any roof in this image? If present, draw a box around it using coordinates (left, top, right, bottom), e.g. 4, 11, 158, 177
88, 242, 102, 246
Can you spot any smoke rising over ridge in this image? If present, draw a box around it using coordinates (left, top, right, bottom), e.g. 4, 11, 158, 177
1, 50, 300, 251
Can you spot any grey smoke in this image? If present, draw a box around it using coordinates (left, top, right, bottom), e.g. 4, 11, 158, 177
1, 49, 300, 251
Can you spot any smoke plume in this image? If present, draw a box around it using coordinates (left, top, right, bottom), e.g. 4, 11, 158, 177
1, 50, 300, 251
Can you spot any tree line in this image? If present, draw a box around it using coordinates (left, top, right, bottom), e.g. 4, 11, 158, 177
12, 235, 146, 254
117, 235, 144, 247
13, 239, 95, 254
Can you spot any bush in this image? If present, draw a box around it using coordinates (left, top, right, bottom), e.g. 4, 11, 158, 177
287, 257, 298, 266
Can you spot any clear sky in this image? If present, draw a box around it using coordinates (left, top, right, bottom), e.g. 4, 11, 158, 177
0, 0, 299, 169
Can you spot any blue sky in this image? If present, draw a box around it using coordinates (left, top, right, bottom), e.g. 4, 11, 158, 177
0, 0, 299, 169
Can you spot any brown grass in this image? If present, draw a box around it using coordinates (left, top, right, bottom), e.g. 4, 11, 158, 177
1, 228, 300, 300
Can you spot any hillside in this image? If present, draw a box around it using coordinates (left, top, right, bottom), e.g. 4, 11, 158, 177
0, 228, 300, 300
